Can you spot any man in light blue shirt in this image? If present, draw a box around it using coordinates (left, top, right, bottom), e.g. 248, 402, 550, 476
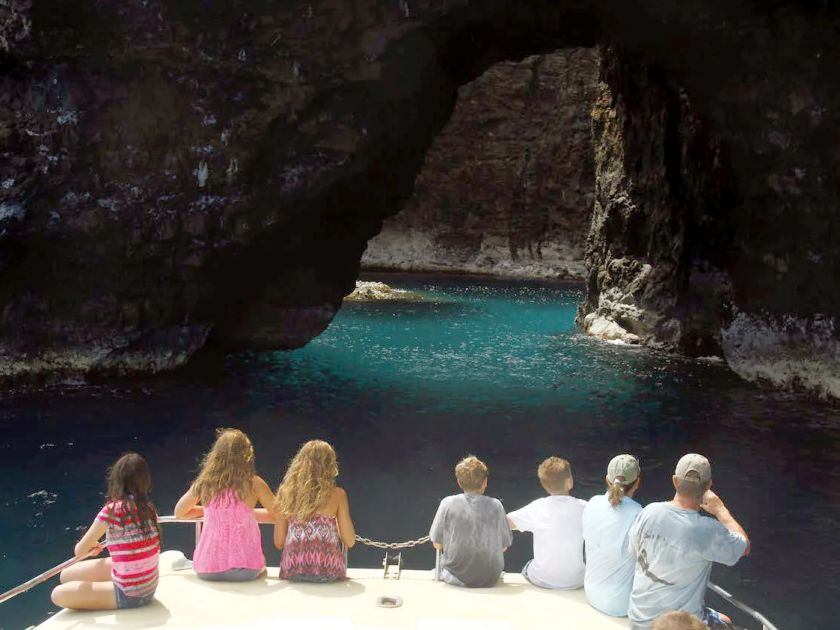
583, 454, 643, 616
628, 454, 750, 629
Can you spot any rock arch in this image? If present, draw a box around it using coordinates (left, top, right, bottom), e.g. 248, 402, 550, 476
0, 1, 838, 397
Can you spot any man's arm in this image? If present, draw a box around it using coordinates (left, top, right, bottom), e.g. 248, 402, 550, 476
701, 490, 751, 557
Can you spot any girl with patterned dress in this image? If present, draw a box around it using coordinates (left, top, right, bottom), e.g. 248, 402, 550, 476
274, 440, 356, 582
51, 453, 160, 610
174, 428, 275, 581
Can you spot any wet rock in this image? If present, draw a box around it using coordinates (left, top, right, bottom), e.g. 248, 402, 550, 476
345, 281, 424, 302
582, 313, 641, 345
722, 312, 840, 400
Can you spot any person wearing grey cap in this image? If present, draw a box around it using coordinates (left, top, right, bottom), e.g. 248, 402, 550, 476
582, 454, 643, 617
627, 454, 750, 630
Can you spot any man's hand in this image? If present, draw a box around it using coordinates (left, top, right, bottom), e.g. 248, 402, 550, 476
700, 489, 727, 517
702, 489, 751, 557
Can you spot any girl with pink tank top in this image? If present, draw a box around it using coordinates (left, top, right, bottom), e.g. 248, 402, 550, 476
175, 428, 276, 581
274, 440, 356, 582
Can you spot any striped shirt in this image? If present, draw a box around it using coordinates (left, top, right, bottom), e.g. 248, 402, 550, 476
96, 500, 160, 598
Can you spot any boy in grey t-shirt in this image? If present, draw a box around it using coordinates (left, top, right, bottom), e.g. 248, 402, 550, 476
429, 455, 512, 587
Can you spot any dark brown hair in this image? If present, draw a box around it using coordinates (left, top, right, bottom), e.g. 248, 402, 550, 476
106, 452, 159, 535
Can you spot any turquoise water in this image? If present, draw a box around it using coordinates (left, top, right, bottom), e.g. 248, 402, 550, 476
1, 273, 838, 628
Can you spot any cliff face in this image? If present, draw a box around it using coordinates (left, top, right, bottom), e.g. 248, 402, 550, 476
363, 48, 598, 280
1, 1, 839, 398
578, 4, 840, 398
578, 49, 737, 352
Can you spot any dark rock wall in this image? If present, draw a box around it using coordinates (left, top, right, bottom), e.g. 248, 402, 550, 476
363, 48, 598, 279
578, 48, 737, 354
580, 2, 840, 397
1, 1, 839, 398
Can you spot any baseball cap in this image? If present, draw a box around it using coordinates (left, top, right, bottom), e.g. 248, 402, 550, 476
607, 454, 640, 485
675, 453, 711, 483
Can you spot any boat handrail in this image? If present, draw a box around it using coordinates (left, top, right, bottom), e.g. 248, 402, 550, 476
0, 548, 98, 606
0, 516, 781, 630
0, 517, 281, 606
432, 548, 781, 630
707, 582, 780, 630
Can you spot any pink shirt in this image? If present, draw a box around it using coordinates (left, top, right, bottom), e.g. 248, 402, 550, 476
193, 489, 264, 573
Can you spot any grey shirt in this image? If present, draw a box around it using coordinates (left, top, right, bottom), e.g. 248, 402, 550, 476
628, 502, 748, 628
430, 492, 513, 587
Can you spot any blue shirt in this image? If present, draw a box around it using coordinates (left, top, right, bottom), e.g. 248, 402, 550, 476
582, 492, 642, 616
628, 502, 748, 628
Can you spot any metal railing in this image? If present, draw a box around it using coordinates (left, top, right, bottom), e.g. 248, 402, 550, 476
432, 549, 779, 630
1, 516, 781, 630
708, 582, 780, 630
0, 549, 98, 606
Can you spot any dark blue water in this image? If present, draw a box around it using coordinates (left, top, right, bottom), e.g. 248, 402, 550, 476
1, 274, 838, 629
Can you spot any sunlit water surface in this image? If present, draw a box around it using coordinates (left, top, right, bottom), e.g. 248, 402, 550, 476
1, 274, 838, 629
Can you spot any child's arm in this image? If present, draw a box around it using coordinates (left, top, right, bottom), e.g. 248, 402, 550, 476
273, 516, 289, 550
252, 475, 277, 523
74, 517, 108, 559
335, 487, 356, 548
174, 486, 204, 519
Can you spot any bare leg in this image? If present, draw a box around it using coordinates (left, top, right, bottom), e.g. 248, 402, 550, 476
51, 581, 117, 610
60, 557, 112, 583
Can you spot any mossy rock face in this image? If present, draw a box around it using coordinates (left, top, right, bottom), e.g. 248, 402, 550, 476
0, 2, 839, 397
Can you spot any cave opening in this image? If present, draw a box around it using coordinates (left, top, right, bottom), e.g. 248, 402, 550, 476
204, 1, 605, 352
204, 0, 735, 363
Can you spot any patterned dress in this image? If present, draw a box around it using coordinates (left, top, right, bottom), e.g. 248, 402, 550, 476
279, 514, 346, 582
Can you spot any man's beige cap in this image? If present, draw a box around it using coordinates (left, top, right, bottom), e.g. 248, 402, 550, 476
607, 454, 640, 485
675, 453, 711, 483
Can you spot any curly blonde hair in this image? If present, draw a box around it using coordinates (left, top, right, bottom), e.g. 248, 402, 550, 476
455, 455, 488, 492
276, 440, 338, 521
192, 428, 255, 504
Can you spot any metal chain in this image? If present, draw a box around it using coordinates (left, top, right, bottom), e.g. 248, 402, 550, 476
354, 534, 431, 550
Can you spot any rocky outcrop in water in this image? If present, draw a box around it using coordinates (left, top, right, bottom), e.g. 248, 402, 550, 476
345, 281, 424, 302
1, 2, 839, 399
363, 48, 598, 280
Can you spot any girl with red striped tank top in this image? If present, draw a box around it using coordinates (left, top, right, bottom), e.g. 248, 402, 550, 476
51, 453, 160, 610
174, 428, 275, 581
274, 440, 356, 582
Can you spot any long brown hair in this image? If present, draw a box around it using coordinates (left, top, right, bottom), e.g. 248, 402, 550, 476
106, 452, 159, 534
192, 428, 256, 504
276, 440, 338, 521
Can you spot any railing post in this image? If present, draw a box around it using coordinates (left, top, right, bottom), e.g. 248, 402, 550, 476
194, 520, 202, 549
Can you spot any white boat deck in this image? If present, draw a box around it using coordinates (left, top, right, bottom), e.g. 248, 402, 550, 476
36, 551, 630, 629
